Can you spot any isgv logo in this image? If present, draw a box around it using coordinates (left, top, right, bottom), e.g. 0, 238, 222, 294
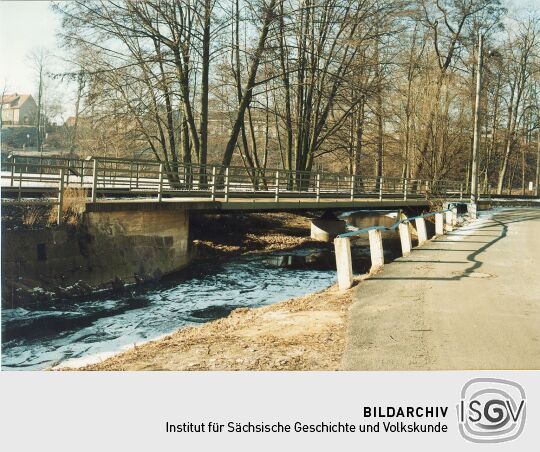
457, 378, 526, 443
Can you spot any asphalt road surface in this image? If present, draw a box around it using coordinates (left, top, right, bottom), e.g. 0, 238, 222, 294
343, 208, 540, 370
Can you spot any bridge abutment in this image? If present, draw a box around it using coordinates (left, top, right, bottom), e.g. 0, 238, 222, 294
1, 206, 192, 305
310, 212, 346, 242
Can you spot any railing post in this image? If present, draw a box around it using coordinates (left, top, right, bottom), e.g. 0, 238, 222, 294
403, 178, 408, 201
57, 168, 65, 225
224, 167, 230, 202
135, 163, 140, 188
316, 173, 321, 202
80, 161, 85, 187
91, 159, 98, 203
435, 213, 444, 236
334, 237, 353, 291
10, 155, 15, 187
157, 163, 164, 202
398, 222, 412, 256
460, 183, 463, 200
18, 166, 23, 201
368, 229, 384, 270
275, 170, 280, 202
211, 166, 216, 201
350, 175, 354, 201
379, 177, 383, 201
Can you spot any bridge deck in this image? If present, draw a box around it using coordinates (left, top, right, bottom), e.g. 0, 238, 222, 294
343, 208, 540, 370
83, 196, 438, 212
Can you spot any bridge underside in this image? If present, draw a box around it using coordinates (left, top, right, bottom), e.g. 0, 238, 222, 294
84, 197, 439, 213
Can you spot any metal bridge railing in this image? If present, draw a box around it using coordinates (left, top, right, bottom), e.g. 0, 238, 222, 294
2, 154, 469, 223
2, 155, 465, 201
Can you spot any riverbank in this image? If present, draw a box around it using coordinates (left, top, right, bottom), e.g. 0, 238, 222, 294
191, 211, 324, 258
67, 273, 370, 371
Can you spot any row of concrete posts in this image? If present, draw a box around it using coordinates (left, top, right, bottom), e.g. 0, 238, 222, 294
334, 208, 459, 291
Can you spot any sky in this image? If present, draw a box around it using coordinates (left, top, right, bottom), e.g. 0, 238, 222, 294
0, 0, 538, 121
0, 0, 74, 118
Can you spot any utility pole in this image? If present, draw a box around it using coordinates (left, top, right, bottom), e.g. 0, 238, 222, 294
470, 34, 484, 218
534, 128, 540, 196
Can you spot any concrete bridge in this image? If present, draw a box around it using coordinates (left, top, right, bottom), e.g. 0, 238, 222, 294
1, 152, 474, 239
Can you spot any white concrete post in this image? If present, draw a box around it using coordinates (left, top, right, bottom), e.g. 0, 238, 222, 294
211, 166, 216, 201
415, 217, 428, 245
316, 173, 321, 202
157, 163, 164, 202
80, 161, 85, 187
468, 202, 478, 219
399, 223, 412, 256
91, 159, 98, 203
224, 167, 230, 202
368, 229, 384, 270
460, 183, 463, 200
57, 168, 65, 225
435, 213, 444, 236
379, 177, 383, 200
275, 171, 280, 202
445, 211, 454, 232
334, 237, 353, 291
350, 175, 354, 200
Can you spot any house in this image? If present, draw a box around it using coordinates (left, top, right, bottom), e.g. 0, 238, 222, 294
1, 93, 38, 126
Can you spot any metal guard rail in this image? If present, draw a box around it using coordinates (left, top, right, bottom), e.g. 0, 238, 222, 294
337, 208, 456, 239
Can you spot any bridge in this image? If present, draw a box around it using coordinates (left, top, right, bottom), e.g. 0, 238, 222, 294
2, 152, 526, 308
2, 154, 469, 218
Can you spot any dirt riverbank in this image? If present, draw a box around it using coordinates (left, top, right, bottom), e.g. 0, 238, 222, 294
191, 211, 325, 258
72, 275, 369, 371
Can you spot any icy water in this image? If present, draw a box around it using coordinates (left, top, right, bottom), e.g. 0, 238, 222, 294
1, 210, 400, 370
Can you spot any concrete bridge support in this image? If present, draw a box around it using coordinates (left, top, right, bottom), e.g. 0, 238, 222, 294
2, 205, 192, 305
310, 212, 346, 242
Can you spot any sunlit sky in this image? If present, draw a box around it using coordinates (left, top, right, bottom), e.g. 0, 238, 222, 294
0, 0, 538, 121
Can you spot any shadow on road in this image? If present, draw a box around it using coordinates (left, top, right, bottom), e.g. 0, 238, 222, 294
368, 209, 540, 282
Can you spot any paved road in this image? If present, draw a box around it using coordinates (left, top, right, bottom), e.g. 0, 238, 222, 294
343, 208, 540, 370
